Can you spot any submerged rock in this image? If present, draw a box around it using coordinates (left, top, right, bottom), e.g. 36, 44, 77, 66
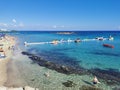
62, 80, 77, 87
79, 85, 102, 90
22, 51, 88, 75
21, 52, 33, 56
112, 87, 120, 90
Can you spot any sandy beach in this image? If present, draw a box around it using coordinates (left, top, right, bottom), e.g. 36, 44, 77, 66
0, 34, 16, 86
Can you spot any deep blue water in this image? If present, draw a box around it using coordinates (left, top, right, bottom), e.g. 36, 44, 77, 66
10, 31, 120, 71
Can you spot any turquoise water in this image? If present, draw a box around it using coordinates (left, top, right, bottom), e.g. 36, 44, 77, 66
11, 31, 120, 70
5, 31, 120, 89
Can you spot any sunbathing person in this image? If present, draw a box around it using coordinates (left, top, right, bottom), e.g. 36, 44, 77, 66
0, 48, 4, 52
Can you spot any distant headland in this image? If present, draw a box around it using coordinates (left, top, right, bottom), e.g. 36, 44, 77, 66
0, 29, 17, 33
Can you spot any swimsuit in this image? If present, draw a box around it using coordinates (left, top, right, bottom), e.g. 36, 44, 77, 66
93, 82, 97, 84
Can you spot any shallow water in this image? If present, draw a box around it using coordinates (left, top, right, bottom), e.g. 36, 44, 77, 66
6, 50, 114, 90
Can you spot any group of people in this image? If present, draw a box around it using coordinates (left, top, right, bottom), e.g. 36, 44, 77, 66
0, 34, 16, 59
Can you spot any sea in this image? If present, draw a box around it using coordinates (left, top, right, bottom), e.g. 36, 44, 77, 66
6, 31, 120, 90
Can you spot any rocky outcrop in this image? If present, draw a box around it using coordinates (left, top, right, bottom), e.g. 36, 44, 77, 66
62, 80, 77, 87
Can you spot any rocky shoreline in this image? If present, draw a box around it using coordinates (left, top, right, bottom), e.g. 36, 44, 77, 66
22, 51, 120, 86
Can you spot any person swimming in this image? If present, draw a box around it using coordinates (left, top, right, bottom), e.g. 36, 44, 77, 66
93, 76, 100, 85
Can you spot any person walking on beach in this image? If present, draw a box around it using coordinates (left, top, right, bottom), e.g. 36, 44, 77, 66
92, 76, 100, 85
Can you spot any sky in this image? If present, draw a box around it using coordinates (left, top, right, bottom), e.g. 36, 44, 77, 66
0, 0, 120, 31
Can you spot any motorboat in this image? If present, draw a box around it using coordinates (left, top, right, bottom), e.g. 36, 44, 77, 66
67, 38, 73, 42
50, 39, 59, 44
74, 38, 81, 43
103, 44, 114, 48
108, 35, 114, 40
95, 37, 105, 41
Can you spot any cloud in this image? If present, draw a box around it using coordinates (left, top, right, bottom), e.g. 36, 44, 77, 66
0, 21, 25, 30
0, 23, 8, 27
12, 19, 16, 23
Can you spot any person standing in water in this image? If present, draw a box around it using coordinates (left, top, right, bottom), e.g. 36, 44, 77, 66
93, 76, 100, 85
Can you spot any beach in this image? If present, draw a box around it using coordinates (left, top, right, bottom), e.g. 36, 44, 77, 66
0, 34, 38, 90
0, 34, 15, 86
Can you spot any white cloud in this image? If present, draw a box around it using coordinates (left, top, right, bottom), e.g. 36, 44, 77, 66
12, 19, 16, 23
0, 23, 8, 27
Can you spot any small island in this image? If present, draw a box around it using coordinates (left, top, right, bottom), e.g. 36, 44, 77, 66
56, 32, 74, 35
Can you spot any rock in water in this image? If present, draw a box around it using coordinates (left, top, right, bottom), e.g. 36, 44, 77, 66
62, 80, 77, 87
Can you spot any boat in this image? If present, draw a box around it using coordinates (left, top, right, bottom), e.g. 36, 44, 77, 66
108, 35, 114, 40
103, 44, 114, 48
50, 39, 59, 44
67, 38, 73, 42
74, 38, 81, 43
60, 39, 64, 43
95, 37, 105, 41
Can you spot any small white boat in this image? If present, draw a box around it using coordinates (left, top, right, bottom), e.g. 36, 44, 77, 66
95, 37, 106, 41
67, 38, 73, 42
60, 39, 64, 43
50, 40, 59, 44
108, 35, 114, 40
74, 38, 81, 43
